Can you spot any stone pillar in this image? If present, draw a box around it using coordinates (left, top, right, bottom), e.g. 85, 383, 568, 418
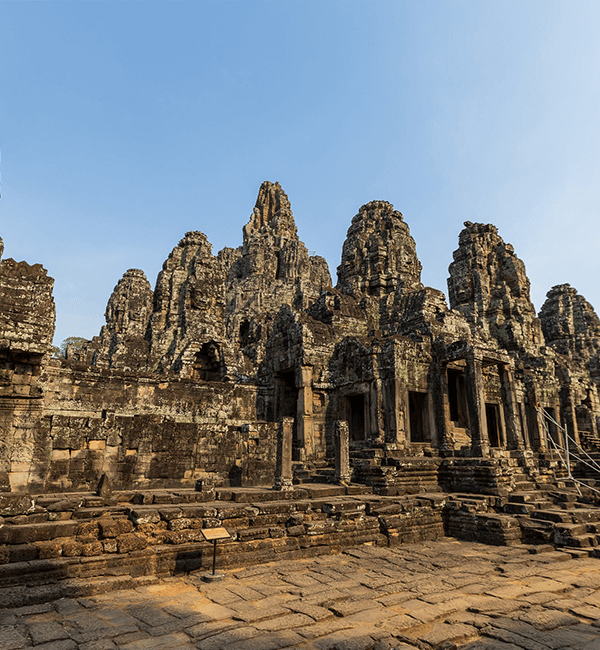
296, 366, 314, 459
588, 388, 599, 439
334, 420, 351, 484
499, 364, 525, 450
518, 402, 531, 450
563, 388, 581, 449
274, 417, 294, 490
434, 361, 452, 455
465, 355, 489, 457
393, 379, 408, 448
534, 407, 547, 451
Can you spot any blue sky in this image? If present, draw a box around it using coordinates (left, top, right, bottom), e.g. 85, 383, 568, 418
1, 1, 599, 345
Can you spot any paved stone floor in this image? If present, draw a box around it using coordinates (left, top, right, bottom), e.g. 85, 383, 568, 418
2, 540, 600, 650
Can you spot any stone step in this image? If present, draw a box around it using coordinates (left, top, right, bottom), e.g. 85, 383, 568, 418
529, 500, 555, 510
572, 508, 600, 524
558, 534, 598, 548
350, 448, 385, 459
513, 481, 537, 491
531, 509, 574, 524
553, 522, 589, 538
508, 492, 536, 503
562, 547, 595, 558
505, 503, 537, 515
0, 520, 80, 545
548, 489, 579, 503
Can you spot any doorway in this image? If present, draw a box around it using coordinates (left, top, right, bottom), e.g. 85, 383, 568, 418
347, 394, 366, 442
409, 391, 430, 443
485, 403, 501, 448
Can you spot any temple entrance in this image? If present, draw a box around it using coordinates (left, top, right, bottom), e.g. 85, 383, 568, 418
544, 407, 560, 447
276, 370, 299, 456
347, 394, 366, 442
191, 342, 223, 381
276, 370, 298, 419
448, 369, 469, 428
576, 403, 593, 436
409, 391, 430, 443
485, 403, 501, 447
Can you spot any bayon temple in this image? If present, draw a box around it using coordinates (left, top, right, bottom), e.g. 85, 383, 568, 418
1, 181, 600, 593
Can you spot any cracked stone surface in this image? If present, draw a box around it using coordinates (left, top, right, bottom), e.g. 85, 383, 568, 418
2, 539, 600, 650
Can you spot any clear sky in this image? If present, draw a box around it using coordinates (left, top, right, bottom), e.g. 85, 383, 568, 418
1, 1, 599, 346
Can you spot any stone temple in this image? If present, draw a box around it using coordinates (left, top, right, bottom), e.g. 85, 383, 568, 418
1, 181, 600, 599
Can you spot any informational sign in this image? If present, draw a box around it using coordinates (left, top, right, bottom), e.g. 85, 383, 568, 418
201, 527, 231, 541
201, 527, 231, 582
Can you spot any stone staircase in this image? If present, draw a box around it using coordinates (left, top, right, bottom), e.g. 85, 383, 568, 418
292, 460, 335, 484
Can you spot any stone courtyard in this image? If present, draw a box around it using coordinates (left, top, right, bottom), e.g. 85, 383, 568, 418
3, 181, 600, 647
2, 539, 600, 650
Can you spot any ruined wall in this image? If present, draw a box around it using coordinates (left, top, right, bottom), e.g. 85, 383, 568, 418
2, 182, 600, 497
0, 249, 55, 492
33, 365, 277, 492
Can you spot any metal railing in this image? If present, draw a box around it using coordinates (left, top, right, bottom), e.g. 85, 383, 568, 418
536, 406, 600, 498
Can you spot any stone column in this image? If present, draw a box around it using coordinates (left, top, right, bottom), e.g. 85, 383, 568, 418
588, 388, 599, 439
563, 388, 581, 449
296, 366, 314, 460
274, 417, 294, 490
518, 402, 531, 450
334, 420, 351, 484
434, 361, 452, 455
499, 364, 525, 450
534, 407, 547, 451
465, 355, 489, 457
393, 378, 408, 448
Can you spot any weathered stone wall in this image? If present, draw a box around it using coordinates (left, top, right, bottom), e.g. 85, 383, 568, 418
28, 365, 277, 493
2, 181, 600, 499
0, 254, 55, 492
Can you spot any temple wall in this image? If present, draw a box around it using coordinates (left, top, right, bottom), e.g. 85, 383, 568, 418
15, 364, 277, 493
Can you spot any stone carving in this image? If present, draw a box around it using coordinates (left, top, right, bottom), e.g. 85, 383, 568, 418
540, 284, 600, 369
0, 258, 55, 356
448, 222, 544, 355
0, 181, 599, 510
148, 231, 226, 373
337, 200, 422, 298
82, 269, 153, 370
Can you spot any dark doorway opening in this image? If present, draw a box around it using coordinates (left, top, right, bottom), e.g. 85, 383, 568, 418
409, 391, 430, 443
526, 403, 542, 449
348, 394, 366, 442
576, 404, 593, 436
544, 407, 560, 446
448, 369, 469, 428
192, 342, 223, 381
277, 370, 298, 419
485, 403, 501, 447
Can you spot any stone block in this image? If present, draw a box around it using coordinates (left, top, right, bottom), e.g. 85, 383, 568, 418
0, 494, 35, 517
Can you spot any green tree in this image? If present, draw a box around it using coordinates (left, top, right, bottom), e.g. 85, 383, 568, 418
59, 336, 88, 358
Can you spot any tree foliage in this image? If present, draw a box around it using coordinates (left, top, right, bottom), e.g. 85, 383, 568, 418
55, 336, 88, 359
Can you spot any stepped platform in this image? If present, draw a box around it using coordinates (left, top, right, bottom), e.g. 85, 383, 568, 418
1, 475, 600, 607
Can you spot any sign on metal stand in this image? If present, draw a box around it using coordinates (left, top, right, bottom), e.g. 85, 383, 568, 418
200, 527, 231, 582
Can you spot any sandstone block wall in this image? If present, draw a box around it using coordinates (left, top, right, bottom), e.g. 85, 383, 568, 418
1, 184, 600, 495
